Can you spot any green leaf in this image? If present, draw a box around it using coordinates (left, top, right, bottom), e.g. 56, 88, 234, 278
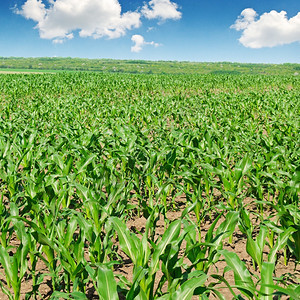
220, 249, 255, 298
260, 262, 274, 300
171, 274, 208, 300
246, 232, 262, 270
51, 291, 88, 299
205, 213, 222, 243
214, 211, 238, 246
32, 231, 56, 249
0, 279, 13, 300
268, 227, 296, 263
235, 155, 252, 182
109, 217, 140, 265
150, 219, 181, 275
65, 217, 78, 248
266, 284, 300, 300
257, 225, 267, 253
96, 265, 118, 300
126, 267, 148, 300
0, 245, 13, 284
77, 154, 96, 174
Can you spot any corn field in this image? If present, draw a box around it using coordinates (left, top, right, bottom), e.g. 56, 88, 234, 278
0, 72, 299, 299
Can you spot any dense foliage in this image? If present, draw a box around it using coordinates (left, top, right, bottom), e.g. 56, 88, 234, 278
0, 72, 299, 299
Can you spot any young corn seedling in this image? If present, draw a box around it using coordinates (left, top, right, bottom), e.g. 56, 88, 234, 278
220, 249, 258, 299
212, 155, 252, 210
0, 194, 12, 248
86, 264, 118, 300
55, 215, 88, 293
108, 209, 210, 299
184, 210, 239, 274
11, 211, 61, 292
220, 248, 300, 300
0, 216, 30, 300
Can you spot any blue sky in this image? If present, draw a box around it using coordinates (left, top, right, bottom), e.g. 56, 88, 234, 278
0, 0, 299, 63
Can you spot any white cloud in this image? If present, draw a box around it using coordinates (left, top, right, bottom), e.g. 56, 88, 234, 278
53, 33, 74, 44
231, 8, 257, 31
231, 8, 300, 48
52, 39, 64, 44
142, 0, 181, 21
131, 34, 160, 52
16, 0, 141, 41
18, 0, 46, 22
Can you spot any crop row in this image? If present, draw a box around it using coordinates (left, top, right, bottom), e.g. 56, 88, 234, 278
0, 73, 299, 299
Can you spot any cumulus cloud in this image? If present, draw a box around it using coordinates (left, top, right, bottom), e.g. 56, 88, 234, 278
142, 0, 182, 21
231, 8, 300, 48
18, 0, 46, 22
231, 8, 257, 31
16, 0, 141, 42
131, 34, 160, 52
53, 33, 74, 44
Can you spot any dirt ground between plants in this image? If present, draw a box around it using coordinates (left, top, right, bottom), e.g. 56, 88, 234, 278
0, 196, 299, 299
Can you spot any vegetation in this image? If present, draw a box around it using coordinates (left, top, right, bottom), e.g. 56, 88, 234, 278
0, 56, 300, 75
0, 72, 299, 299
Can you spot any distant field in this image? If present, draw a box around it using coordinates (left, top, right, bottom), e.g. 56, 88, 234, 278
0, 67, 68, 74
1, 57, 300, 75
0, 69, 57, 74
0, 72, 299, 299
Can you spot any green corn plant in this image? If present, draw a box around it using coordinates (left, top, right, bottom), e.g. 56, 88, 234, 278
220, 249, 300, 300
10, 213, 61, 292
220, 249, 257, 299
86, 264, 118, 300
184, 211, 239, 274
268, 226, 296, 265
274, 168, 300, 262
0, 193, 12, 248
208, 155, 252, 210
0, 244, 28, 300
0, 219, 29, 300
259, 262, 275, 300
263, 213, 298, 265
156, 273, 208, 300
108, 212, 210, 299
245, 225, 268, 272
55, 215, 88, 293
